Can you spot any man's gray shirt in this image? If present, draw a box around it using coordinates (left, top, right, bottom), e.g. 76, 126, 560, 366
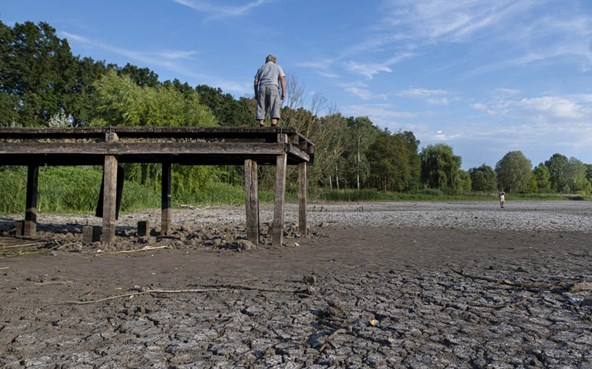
255, 61, 285, 88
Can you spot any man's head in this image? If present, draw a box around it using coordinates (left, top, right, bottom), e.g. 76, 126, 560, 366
266, 54, 277, 63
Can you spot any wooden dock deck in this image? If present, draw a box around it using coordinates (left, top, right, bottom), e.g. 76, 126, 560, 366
0, 126, 315, 246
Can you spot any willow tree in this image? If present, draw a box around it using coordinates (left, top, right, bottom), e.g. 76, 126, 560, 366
419, 144, 462, 194
92, 70, 219, 199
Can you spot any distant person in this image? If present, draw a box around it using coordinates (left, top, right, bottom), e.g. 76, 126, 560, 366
254, 54, 286, 127
499, 189, 505, 208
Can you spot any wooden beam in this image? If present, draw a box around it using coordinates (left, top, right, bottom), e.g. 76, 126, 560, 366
298, 162, 307, 236
0, 142, 286, 156
161, 161, 172, 236
244, 159, 260, 244
24, 165, 38, 237
272, 153, 287, 246
102, 132, 118, 244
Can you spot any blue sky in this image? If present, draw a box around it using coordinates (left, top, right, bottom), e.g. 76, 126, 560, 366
3, 0, 592, 169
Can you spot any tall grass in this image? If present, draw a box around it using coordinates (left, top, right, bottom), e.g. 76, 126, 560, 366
0, 167, 161, 214
311, 188, 576, 202
0, 167, 584, 215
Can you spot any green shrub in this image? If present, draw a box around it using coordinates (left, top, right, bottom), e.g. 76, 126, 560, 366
417, 188, 443, 196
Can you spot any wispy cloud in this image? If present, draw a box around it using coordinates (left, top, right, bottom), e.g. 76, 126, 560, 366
344, 103, 415, 129
62, 31, 198, 63
344, 61, 392, 79
381, 0, 536, 43
397, 87, 452, 105
472, 93, 592, 121
172, 0, 272, 19
344, 86, 388, 101
369, 0, 592, 75
61, 31, 250, 94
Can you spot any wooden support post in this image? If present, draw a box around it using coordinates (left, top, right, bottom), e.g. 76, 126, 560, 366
298, 162, 307, 236
102, 132, 118, 244
24, 165, 38, 237
161, 161, 172, 236
245, 159, 260, 244
272, 153, 287, 246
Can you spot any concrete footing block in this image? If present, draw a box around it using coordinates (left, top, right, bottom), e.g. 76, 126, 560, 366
137, 221, 150, 237
83, 225, 101, 244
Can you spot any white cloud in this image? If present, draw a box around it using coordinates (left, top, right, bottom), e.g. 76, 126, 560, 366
472, 93, 592, 121
61, 31, 90, 44
344, 85, 388, 101
60, 31, 252, 94
515, 96, 587, 120
172, 0, 271, 19
344, 61, 392, 79
398, 88, 452, 105
381, 0, 537, 42
343, 104, 415, 129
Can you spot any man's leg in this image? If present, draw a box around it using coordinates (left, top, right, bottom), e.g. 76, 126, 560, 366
256, 86, 267, 126
270, 87, 281, 127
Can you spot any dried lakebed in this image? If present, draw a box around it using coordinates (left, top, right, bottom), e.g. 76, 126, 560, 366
1, 201, 591, 368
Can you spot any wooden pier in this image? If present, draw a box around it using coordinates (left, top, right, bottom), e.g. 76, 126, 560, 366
0, 127, 315, 246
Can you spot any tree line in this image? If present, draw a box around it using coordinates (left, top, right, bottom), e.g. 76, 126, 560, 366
1, 20, 591, 197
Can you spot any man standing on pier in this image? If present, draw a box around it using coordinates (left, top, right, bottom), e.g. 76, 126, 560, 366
254, 54, 286, 127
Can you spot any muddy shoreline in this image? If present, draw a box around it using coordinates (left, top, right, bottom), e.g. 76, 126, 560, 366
1, 201, 591, 368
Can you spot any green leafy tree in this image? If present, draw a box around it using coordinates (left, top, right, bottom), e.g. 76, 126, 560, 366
495, 151, 532, 193
419, 144, 462, 194
92, 69, 216, 127
195, 84, 252, 126
545, 153, 569, 192
92, 69, 219, 195
565, 157, 591, 195
400, 131, 421, 191
342, 116, 378, 189
531, 163, 551, 193
0, 21, 77, 126
315, 113, 349, 189
120, 63, 159, 87
457, 170, 472, 194
367, 130, 412, 191
468, 164, 497, 192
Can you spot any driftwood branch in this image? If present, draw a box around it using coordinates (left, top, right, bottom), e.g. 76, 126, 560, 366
64, 288, 228, 305
448, 264, 574, 292
0, 242, 41, 249
319, 328, 347, 353
63, 284, 294, 305
96, 245, 168, 255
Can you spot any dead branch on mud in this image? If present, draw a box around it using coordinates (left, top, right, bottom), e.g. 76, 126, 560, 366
0, 242, 41, 249
319, 328, 347, 353
63, 288, 227, 305
95, 245, 169, 255
448, 264, 591, 292
63, 284, 294, 305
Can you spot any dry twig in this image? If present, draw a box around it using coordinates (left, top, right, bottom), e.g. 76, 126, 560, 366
96, 245, 168, 255
319, 328, 347, 353
63, 288, 228, 305
448, 264, 568, 291
63, 283, 293, 305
